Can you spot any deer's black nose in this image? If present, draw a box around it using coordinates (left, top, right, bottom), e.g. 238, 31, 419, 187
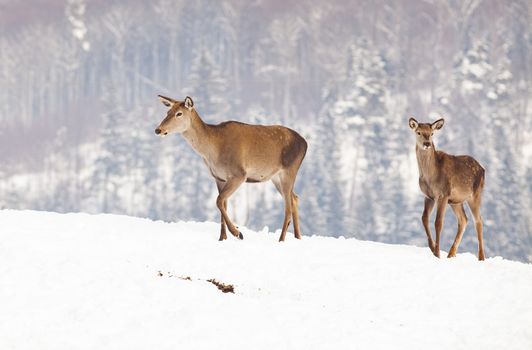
155, 128, 161, 135
423, 142, 431, 148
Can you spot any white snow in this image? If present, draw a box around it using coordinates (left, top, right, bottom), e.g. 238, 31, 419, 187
1, 210, 531, 350
65, 0, 89, 51
82, 41, 90, 51
467, 63, 488, 78
461, 79, 483, 92
487, 91, 498, 100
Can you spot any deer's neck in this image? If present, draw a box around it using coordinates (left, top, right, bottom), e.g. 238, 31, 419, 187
181, 111, 215, 157
416, 144, 438, 180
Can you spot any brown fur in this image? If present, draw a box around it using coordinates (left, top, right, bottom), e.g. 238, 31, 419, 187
155, 95, 307, 242
409, 117, 485, 261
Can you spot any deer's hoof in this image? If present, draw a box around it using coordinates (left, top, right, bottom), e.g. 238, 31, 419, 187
447, 249, 457, 258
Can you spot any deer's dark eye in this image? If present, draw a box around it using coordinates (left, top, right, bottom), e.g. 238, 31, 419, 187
417, 132, 421, 136
176, 112, 183, 118
431, 133, 434, 136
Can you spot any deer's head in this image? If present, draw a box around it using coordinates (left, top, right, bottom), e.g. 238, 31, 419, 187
408, 117, 444, 150
155, 95, 195, 136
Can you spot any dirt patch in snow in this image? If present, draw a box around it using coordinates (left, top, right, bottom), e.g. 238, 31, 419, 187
207, 279, 235, 294
157, 271, 234, 294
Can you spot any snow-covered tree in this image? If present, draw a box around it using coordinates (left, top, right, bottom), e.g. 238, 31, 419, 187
300, 89, 346, 236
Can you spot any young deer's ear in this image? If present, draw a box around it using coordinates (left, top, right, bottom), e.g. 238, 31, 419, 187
158, 95, 176, 108
431, 118, 445, 131
408, 117, 419, 130
184, 96, 194, 109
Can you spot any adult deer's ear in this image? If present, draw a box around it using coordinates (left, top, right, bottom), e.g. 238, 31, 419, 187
408, 117, 419, 130
184, 96, 194, 109
431, 118, 445, 130
158, 95, 176, 107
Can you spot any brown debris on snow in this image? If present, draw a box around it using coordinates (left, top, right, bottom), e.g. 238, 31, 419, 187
156, 271, 235, 293
207, 279, 235, 294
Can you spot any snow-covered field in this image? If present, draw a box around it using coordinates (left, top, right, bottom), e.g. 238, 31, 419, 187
1, 210, 531, 350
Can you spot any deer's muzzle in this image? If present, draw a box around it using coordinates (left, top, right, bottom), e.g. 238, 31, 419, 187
155, 127, 168, 137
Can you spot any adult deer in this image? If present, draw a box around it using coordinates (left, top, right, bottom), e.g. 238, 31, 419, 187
408, 117, 486, 260
155, 95, 307, 242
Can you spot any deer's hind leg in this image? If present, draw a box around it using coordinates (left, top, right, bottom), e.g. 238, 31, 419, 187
467, 193, 485, 261
291, 192, 302, 239
272, 171, 296, 242
448, 203, 468, 258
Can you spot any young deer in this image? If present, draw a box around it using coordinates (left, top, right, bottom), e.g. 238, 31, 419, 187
155, 95, 307, 242
409, 117, 486, 260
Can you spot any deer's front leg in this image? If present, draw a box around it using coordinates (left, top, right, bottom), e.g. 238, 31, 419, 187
422, 197, 435, 253
215, 180, 228, 241
434, 196, 448, 258
216, 175, 245, 240
218, 200, 228, 241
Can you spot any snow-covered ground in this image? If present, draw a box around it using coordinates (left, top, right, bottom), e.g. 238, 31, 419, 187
1, 210, 531, 350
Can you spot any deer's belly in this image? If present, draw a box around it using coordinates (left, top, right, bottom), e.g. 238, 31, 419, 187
245, 167, 279, 183
420, 177, 472, 203
449, 188, 473, 204
206, 162, 278, 183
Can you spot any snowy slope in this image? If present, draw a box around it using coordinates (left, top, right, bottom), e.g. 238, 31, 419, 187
0, 210, 531, 350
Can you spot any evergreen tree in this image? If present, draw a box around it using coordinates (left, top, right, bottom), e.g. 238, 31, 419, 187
91, 79, 131, 214
300, 89, 346, 237
330, 38, 393, 239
